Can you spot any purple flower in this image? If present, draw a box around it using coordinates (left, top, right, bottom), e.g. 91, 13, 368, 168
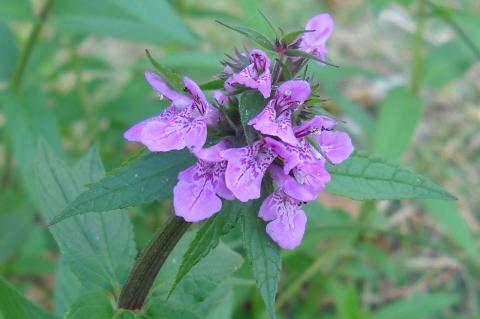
173, 140, 234, 222
259, 166, 308, 249
259, 190, 307, 250
213, 89, 230, 107
225, 49, 272, 98
124, 73, 219, 152
313, 130, 353, 164
298, 13, 334, 62
266, 136, 331, 198
249, 80, 311, 146
263, 114, 354, 202
220, 141, 277, 202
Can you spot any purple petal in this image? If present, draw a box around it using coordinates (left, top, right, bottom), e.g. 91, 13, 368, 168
228, 49, 272, 98
124, 116, 158, 142
264, 137, 316, 174
123, 105, 179, 142
213, 90, 229, 106
250, 49, 271, 72
221, 142, 277, 202
268, 165, 318, 202
191, 140, 231, 162
184, 77, 210, 115
173, 180, 222, 222
249, 102, 298, 146
268, 165, 317, 201
303, 13, 334, 47
205, 106, 221, 127
316, 131, 353, 164
258, 190, 307, 249
177, 164, 197, 182
224, 78, 236, 93
144, 72, 190, 108
294, 115, 337, 137
266, 210, 307, 250
294, 161, 331, 193
140, 108, 207, 151
214, 167, 235, 200
274, 80, 311, 110
223, 65, 234, 75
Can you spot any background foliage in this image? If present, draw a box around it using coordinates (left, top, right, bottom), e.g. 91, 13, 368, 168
0, 0, 479, 318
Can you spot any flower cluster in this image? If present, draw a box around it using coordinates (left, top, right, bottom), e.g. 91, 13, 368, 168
124, 13, 353, 249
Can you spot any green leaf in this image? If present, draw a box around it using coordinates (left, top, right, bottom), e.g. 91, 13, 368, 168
0, 24, 18, 80
326, 152, 456, 200
2, 88, 62, 201
239, 90, 265, 144
34, 143, 137, 292
374, 86, 422, 160
50, 150, 194, 225
216, 20, 274, 50
53, 258, 84, 316
53, 0, 197, 45
371, 293, 460, 319
149, 232, 243, 317
0, 277, 54, 319
242, 199, 281, 319
147, 303, 200, 319
281, 29, 312, 44
285, 49, 338, 68
169, 200, 243, 296
423, 200, 480, 262
0, 211, 33, 262
199, 79, 225, 91
145, 49, 184, 92
64, 293, 114, 319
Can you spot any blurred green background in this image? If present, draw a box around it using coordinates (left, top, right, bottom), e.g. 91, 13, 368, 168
0, 0, 479, 318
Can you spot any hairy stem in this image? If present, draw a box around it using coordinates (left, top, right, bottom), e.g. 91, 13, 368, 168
10, 0, 56, 90
118, 215, 190, 310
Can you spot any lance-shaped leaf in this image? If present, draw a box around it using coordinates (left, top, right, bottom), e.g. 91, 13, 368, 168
168, 200, 243, 297
34, 143, 137, 292
242, 196, 281, 319
281, 29, 314, 44
285, 49, 339, 68
64, 293, 114, 319
239, 90, 265, 144
146, 49, 184, 91
0, 278, 55, 319
49, 149, 194, 225
216, 20, 274, 51
199, 78, 224, 90
326, 152, 455, 200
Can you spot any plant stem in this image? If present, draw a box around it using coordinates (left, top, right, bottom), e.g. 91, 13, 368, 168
117, 215, 190, 310
410, 0, 426, 96
10, 0, 56, 90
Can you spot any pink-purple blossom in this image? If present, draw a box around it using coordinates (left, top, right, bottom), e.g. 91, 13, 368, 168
225, 49, 272, 98
124, 13, 355, 250
249, 80, 311, 146
220, 141, 277, 202
259, 165, 308, 249
124, 73, 218, 152
298, 13, 334, 62
173, 140, 233, 222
